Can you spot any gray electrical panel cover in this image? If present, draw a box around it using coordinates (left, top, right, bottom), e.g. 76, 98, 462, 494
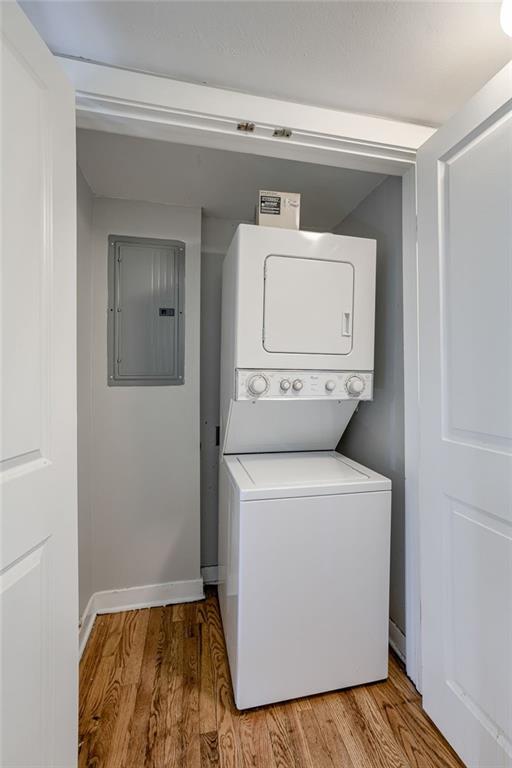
108, 235, 185, 386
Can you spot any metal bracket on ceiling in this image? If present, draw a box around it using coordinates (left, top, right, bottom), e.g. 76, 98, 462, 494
237, 121, 255, 132
273, 127, 292, 138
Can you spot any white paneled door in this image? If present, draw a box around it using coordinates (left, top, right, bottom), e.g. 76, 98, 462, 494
0, 3, 78, 767
417, 63, 512, 768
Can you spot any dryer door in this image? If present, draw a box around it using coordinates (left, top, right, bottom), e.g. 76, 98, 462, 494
263, 255, 354, 355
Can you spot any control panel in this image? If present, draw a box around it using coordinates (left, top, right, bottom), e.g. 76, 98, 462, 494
236, 369, 373, 401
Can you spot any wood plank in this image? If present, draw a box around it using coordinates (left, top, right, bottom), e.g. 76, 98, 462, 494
172, 602, 186, 622
201, 731, 221, 768
349, 686, 411, 768
104, 683, 138, 768
321, 690, 375, 768
82, 662, 124, 767
125, 606, 164, 768
206, 595, 240, 768
306, 695, 355, 768
237, 708, 276, 768
79, 613, 110, 717
145, 610, 183, 766
199, 623, 217, 735
265, 701, 308, 768
164, 618, 186, 766
362, 694, 433, 768
294, 698, 312, 711
79, 655, 119, 766
294, 704, 337, 768
101, 611, 127, 657
326, 688, 405, 768
181, 631, 201, 767
119, 608, 150, 685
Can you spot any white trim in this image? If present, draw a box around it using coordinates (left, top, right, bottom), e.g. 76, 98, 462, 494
78, 604, 97, 658
58, 57, 435, 176
93, 577, 204, 613
402, 167, 422, 692
78, 577, 204, 657
389, 619, 406, 663
201, 565, 220, 584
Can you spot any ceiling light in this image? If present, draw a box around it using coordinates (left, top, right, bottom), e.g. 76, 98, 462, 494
501, 0, 512, 37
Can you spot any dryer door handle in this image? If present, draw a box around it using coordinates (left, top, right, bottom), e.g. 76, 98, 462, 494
342, 311, 352, 337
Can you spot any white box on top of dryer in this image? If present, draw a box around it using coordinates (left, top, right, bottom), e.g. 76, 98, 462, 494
256, 190, 301, 229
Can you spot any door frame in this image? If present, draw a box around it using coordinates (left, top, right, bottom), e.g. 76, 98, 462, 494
61, 56, 433, 689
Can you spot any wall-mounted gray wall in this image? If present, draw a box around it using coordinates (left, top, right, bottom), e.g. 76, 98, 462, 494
77, 168, 94, 615
76, 184, 202, 614
200, 217, 247, 571
334, 176, 405, 634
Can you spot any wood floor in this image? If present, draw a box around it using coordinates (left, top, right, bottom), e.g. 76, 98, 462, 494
79, 588, 465, 768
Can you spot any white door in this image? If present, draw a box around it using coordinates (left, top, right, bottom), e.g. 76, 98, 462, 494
417, 62, 512, 768
263, 256, 354, 355
1, 3, 78, 766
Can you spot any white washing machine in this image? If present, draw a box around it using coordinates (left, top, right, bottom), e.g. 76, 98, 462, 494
218, 224, 391, 709
218, 451, 391, 710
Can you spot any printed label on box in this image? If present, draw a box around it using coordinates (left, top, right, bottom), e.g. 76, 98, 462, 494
260, 195, 281, 215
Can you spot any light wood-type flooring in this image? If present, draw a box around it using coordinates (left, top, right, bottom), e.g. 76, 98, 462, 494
79, 588, 465, 767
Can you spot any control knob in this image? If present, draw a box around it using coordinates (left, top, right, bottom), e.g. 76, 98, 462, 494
346, 375, 365, 396
325, 380, 336, 392
292, 379, 304, 392
247, 374, 269, 396
280, 379, 291, 391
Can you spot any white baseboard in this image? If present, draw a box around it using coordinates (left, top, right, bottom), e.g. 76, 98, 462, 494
78, 577, 204, 658
93, 578, 204, 614
389, 618, 406, 662
201, 565, 219, 584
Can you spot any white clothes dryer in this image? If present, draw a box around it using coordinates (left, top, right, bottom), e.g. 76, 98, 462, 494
219, 224, 377, 455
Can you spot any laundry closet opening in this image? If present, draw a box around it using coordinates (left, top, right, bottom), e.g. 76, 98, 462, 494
76, 128, 405, 657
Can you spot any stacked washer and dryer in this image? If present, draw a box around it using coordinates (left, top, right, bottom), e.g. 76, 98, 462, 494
218, 224, 391, 710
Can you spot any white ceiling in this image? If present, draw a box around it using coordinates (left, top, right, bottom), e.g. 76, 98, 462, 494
77, 129, 385, 229
22, 0, 512, 125
21, 1, 511, 126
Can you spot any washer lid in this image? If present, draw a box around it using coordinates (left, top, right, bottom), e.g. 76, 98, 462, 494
224, 451, 391, 500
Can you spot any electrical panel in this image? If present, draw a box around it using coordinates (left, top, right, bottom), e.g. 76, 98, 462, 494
108, 235, 185, 386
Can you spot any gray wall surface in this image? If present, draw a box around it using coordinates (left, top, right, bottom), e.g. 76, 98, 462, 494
76, 188, 202, 612
77, 167, 94, 615
200, 217, 247, 570
334, 176, 405, 634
